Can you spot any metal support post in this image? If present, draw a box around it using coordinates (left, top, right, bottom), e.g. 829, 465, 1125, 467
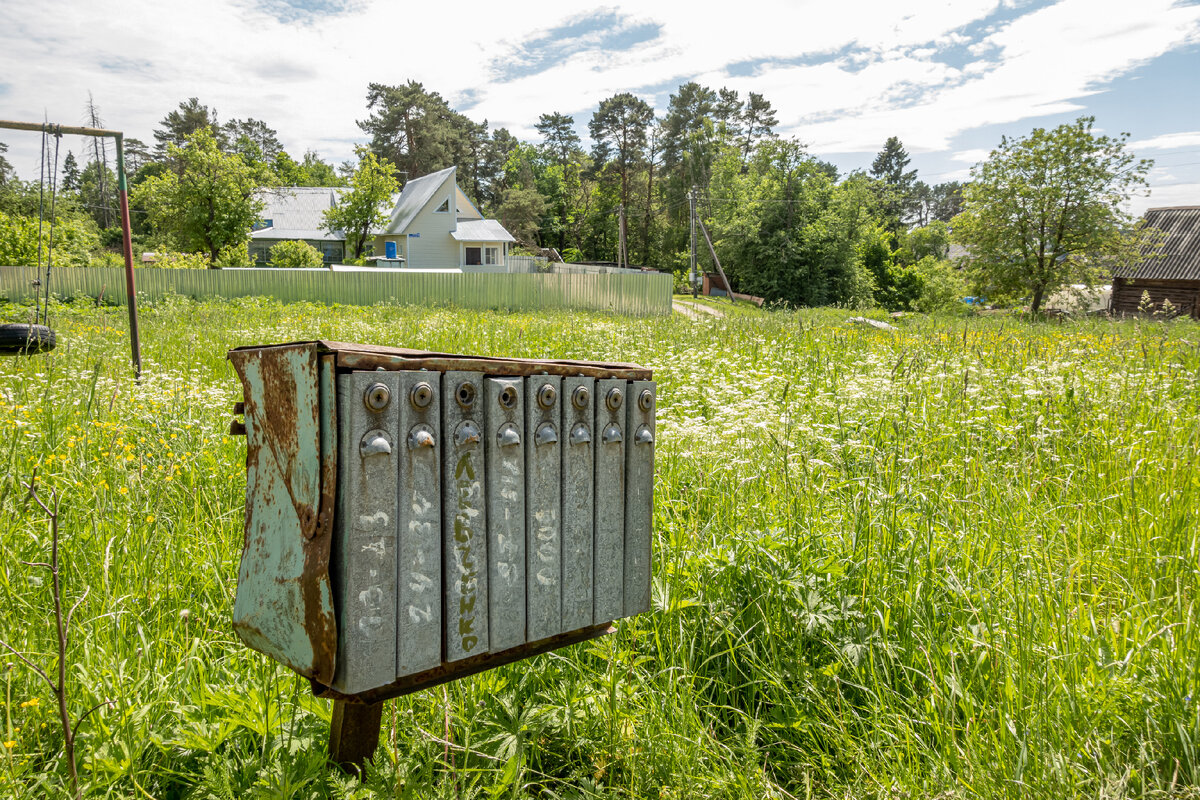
689, 187, 698, 298
329, 700, 384, 774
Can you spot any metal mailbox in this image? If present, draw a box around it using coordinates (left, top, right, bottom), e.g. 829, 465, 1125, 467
227, 341, 655, 702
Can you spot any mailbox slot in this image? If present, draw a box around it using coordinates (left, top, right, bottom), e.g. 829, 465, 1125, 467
228, 340, 654, 703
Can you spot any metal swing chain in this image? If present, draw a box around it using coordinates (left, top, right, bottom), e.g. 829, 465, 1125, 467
34, 124, 47, 325
43, 127, 61, 328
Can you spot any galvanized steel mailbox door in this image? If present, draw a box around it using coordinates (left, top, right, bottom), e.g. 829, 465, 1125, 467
229, 340, 655, 703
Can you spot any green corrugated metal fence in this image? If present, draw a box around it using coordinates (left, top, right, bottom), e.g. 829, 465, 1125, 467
0, 267, 673, 317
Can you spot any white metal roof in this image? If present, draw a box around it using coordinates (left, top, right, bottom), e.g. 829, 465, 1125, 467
255, 187, 344, 235
383, 166, 456, 235
451, 219, 517, 243
250, 227, 343, 242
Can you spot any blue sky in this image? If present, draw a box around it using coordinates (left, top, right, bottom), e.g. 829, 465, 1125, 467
1, 0, 1198, 214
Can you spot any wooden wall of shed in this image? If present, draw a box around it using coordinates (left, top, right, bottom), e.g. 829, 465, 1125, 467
1110, 278, 1200, 317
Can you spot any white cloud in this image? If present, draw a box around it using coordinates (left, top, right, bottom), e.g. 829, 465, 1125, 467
1130, 131, 1200, 150
952, 148, 992, 164
0, 0, 1197, 205
1129, 182, 1200, 216
791, 0, 1200, 154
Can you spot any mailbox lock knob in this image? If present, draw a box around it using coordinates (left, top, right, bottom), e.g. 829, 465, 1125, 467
638, 389, 654, 412
499, 386, 518, 409
364, 382, 391, 411
411, 382, 434, 409
537, 383, 557, 409
455, 382, 476, 408
605, 387, 623, 411
571, 385, 590, 409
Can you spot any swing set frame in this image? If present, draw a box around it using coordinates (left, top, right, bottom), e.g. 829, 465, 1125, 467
0, 119, 142, 378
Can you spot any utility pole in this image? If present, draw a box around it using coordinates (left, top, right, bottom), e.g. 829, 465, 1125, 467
689, 186, 697, 298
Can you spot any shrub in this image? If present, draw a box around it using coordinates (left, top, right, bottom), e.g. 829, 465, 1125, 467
0, 211, 101, 268
146, 251, 211, 270
912, 256, 967, 313
214, 242, 252, 269
269, 240, 324, 269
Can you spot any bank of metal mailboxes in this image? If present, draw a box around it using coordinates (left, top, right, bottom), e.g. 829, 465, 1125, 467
227, 341, 655, 702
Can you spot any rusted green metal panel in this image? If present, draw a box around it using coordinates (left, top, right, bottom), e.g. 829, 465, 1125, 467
227, 342, 338, 684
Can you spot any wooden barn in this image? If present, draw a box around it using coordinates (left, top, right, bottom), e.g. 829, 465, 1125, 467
1111, 206, 1200, 317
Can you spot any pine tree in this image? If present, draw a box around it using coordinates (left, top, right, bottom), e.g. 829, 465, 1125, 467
870, 136, 919, 235
741, 92, 778, 161
154, 98, 224, 159
61, 152, 81, 194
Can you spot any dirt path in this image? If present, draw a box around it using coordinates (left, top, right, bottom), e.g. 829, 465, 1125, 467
673, 300, 726, 320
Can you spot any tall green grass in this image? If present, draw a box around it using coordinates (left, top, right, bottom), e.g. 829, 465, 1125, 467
1, 295, 1198, 798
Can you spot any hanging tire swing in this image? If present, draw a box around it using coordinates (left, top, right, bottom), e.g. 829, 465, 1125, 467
0, 323, 56, 355
4, 122, 61, 356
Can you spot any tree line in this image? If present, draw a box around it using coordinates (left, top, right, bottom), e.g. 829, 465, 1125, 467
1, 86, 1155, 313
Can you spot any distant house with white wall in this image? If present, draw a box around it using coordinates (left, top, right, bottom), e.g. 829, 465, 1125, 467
250, 187, 348, 266
249, 166, 515, 269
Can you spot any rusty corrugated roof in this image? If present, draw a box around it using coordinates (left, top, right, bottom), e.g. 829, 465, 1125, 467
1117, 206, 1200, 281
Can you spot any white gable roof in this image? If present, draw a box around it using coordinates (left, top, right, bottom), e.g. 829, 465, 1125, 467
451, 220, 516, 243
383, 166, 456, 235
251, 187, 347, 242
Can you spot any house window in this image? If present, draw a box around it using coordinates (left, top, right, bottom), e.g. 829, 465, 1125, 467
485, 247, 499, 265
321, 242, 342, 265
465, 247, 482, 266
435, 198, 450, 213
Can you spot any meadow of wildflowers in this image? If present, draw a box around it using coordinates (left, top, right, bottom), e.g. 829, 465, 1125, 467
0, 295, 1198, 798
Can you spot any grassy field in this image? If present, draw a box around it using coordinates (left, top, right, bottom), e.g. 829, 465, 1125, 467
1, 296, 1199, 799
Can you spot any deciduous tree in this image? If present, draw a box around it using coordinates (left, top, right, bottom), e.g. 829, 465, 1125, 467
322, 148, 399, 261
953, 116, 1154, 313
135, 128, 274, 262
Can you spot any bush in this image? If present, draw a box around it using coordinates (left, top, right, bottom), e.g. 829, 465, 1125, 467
912, 256, 967, 313
214, 242, 252, 269
145, 251, 211, 270
90, 251, 126, 268
269, 240, 324, 269
0, 210, 101, 268
0, 210, 37, 266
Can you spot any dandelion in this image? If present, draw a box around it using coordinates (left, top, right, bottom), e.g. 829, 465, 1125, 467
2, 742, 13, 750
145, 515, 155, 523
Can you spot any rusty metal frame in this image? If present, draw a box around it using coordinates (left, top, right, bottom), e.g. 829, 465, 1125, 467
229, 340, 652, 380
